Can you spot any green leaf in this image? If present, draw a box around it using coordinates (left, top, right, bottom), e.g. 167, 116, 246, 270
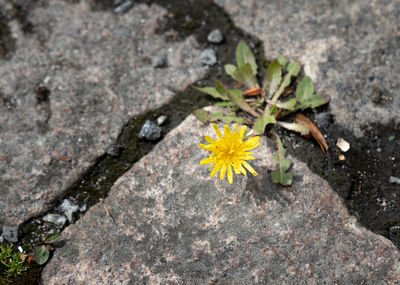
34, 245, 50, 265
296, 76, 314, 101
193, 109, 211, 124
214, 101, 234, 107
263, 60, 282, 97
271, 132, 293, 186
214, 79, 260, 118
271, 61, 300, 102
253, 105, 276, 135
295, 76, 328, 110
192, 86, 228, 101
224, 64, 237, 80
232, 63, 259, 89
277, 55, 288, 67
211, 110, 245, 124
44, 233, 61, 244
276, 121, 310, 135
274, 98, 297, 110
236, 41, 257, 75
389, 135, 395, 142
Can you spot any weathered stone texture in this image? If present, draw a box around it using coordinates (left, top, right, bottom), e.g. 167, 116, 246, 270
0, 1, 207, 225
215, 0, 400, 137
41, 115, 400, 284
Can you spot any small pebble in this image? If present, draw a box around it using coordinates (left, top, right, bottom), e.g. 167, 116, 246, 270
114, 0, 133, 14
389, 176, 400, 185
18, 246, 23, 253
139, 120, 162, 140
377, 147, 382, 153
314, 112, 333, 129
0, 236, 4, 243
152, 54, 167, 68
43, 214, 67, 227
336, 138, 350, 152
156, 115, 167, 126
107, 144, 121, 157
207, 29, 224, 43
200, 48, 217, 66
60, 199, 80, 223
338, 154, 345, 161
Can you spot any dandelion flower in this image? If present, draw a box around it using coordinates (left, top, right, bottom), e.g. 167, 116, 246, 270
200, 123, 261, 184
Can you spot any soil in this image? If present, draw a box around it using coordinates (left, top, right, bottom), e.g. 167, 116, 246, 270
1, 0, 399, 284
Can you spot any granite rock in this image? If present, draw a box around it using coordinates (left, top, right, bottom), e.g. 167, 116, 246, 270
41, 115, 400, 284
215, 0, 400, 137
0, 1, 207, 226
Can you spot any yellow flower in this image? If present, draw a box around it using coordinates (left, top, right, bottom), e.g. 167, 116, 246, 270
200, 123, 261, 184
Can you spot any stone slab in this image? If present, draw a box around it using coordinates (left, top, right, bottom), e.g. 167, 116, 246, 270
0, 0, 207, 226
41, 115, 400, 284
215, 0, 400, 137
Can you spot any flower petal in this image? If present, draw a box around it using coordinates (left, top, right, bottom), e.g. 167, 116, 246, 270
212, 123, 223, 139
210, 164, 221, 177
227, 164, 233, 184
220, 165, 227, 180
239, 125, 247, 140
243, 161, 257, 176
204, 136, 216, 144
200, 157, 215, 165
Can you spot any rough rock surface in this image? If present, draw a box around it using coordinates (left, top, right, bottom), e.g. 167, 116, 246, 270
41, 115, 400, 284
0, 1, 207, 226
215, 0, 400, 137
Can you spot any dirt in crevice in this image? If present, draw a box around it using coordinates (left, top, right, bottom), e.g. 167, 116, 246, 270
2, 0, 400, 284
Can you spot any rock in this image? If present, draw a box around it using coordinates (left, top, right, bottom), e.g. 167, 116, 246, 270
2, 225, 18, 243
0, 236, 3, 243
138, 120, 162, 140
41, 114, 400, 284
152, 54, 167, 68
215, 0, 400, 137
390, 176, 400, 185
0, 1, 207, 226
207, 29, 224, 43
200, 48, 217, 65
59, 199, 80, 223
43, 214, 67, 227
156, 115, 167, 126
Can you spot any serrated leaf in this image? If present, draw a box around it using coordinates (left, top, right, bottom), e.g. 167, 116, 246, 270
271, 132, 293, 186
232, 63, 259, 89
274, 98, 297, 110
271, 61, 300, 102
296, 76, 314, 101
295, 77, 328, 110
193, 109, 211, 123
192, 86, 228, 101
224, 64, 237, 80
34, 245, 49, 265
277, 55, 288, 67
44, 233, 61, 244
214, 79, 260, 118
253, 105, 276, 135
263, 60, 282, 97
236, 41, 257, 75
211, 111, 245, 124
276, 121, 310, 135
214, 101, 234, 107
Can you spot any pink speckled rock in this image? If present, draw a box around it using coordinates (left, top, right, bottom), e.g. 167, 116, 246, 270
0, 1, 207, 226
41, 115, 400, 284
215, 0, 400, 137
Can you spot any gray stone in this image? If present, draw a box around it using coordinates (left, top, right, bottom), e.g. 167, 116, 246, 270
0, 236, 3, 243
43, 214, 67, 227
207, 29, 224, 43
0, 1, 207, 226
215, 0, 400, 137
2, 225, 18, 243
59, 199, 80, 223
152, 54, 168, 68
41, 114, 400, 284
106, 145, 122, 157
200, 48, 217, 65
138, 120, 162, 140
390, 176, 400, 185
